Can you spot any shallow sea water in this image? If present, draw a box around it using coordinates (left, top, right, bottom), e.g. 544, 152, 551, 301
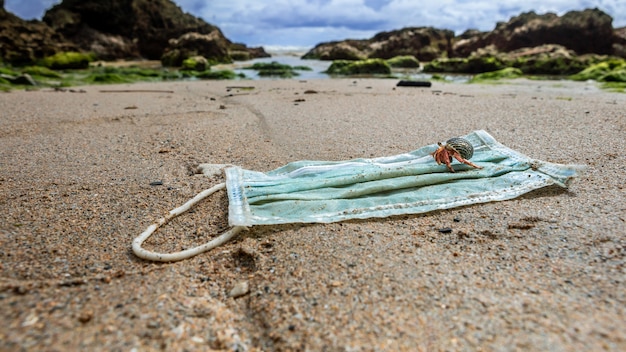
215, 53, 473, 82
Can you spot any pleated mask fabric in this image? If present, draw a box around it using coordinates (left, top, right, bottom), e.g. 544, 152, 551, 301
220, 130, 583, 226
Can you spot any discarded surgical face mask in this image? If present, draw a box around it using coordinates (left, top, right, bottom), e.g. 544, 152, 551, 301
133, 130, 585, 262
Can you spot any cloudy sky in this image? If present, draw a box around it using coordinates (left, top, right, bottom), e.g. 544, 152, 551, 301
6, 0, 625, 49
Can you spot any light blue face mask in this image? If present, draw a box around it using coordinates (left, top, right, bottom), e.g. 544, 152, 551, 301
133, 130, 584, 262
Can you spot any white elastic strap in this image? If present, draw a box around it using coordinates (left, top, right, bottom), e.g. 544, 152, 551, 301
132, 182, 247, 262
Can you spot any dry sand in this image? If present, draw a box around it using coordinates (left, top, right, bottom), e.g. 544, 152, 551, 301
0, 78, 624, 351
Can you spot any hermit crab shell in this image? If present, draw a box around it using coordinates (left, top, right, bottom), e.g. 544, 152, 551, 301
445, 137, 474, 160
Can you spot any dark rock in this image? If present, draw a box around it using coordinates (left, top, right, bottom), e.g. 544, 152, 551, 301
181, 55, 209, 71
43, 0, 212, 60
457, 29, 483, 40
505, 44, 600, 75
570, 59, 626, 83
396, 80, 431, 87
614, 27, 626, 58
387, 55, 420, 68
302, 40, 368, 61
370, 27, 454, 61
453, 8, 615, 57
40, 0, 267, 62
425, 44, 602, 75
424, 55, 506, 74
303, 27, 454, 62
0, 5, 77, 65
161, 31, 230, 66
229, 42, 270, 61
325, 59, 391, 75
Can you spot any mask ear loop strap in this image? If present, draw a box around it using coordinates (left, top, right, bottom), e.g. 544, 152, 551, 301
132, 182, 247, 262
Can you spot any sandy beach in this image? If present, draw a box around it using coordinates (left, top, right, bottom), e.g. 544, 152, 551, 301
1, 78, 624, 350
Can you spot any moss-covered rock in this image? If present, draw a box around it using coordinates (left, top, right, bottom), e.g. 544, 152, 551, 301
469, 67, 523, 82
469, 56, 507, 72
426, 45, 602, 76
81, 66, 167, 84
229, 51, 251, 61
507, 45, 603, 75
116, 67, 163, 78
161, 49, 183, 67
326, 59, 392, 75
0, 73, 37, 85
21, 66, 63, 78
244, 61, 304, 78
0, 78, 12, 92
303, 42, 367, 60
246, 62, 284, 70
387, 55, 420, 68
196, 70, 241, 80
602, 69, 626, 82
163, 32, 232, 65
303, 27, 452, 62
570, 59, 626, 82
427, 53, 510, 73
0, 66, 19, 76
423, 58, 460, 73
40, 52, 93, 70
181, 56, 209, 71
600, 82, 626, 92
0, 4, 78, 65
84, 72, 131, 84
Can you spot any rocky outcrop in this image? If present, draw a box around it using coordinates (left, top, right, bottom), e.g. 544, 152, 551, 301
305, 8, 623, 66
0, 2, 77, 64
0, 0, 267, 65
42, 0, 267, 62
303, 27, 454, 61
161, 31, 230, 67
453, 8, 615, 57
614, 27, 626, 58
370, 27, 454, 61
424, 44, 602, 75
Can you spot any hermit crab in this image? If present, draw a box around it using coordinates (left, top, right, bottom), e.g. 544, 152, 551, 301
431, 137, 483, 173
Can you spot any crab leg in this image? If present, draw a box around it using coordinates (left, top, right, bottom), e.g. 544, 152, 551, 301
452, 153, 482, 170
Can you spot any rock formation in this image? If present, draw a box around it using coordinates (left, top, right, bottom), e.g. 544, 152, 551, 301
303, 8, 623, 65
614, 27, 626, 58
0, 1, 77, 64
0, 0, 267, 65
303, 27, 454, 61
42, 0, 268, 62
424, 44, 601, 75
453, 8, 615, 57
161, 31, 231, 67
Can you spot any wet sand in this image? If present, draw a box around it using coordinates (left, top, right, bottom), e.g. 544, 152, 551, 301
1, 78, 624, 350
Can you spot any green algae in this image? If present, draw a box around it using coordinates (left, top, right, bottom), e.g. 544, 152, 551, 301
570, 59, 626, 82
387, 55, 420, 68
40, 52, 94, 70
196, 70, 242, 80
469, 67, 523, 83
243, 61, 312, 78
326, 59, 392, 75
